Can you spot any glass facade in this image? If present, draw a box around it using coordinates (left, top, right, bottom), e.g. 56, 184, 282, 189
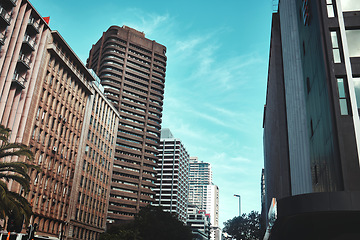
296, 0, 343, 192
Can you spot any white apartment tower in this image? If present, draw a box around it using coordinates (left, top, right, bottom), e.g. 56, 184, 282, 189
188, 157, 212, 210
154, 128, 190, 222
189, 157, 220, 240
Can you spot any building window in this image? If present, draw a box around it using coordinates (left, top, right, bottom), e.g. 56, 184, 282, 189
345, 30, 360, 58
340, 0, 360, 12
351, 77, 360, 113
331, 31, 342, 63
326, 0, 335, 18
337, 78, 349, 115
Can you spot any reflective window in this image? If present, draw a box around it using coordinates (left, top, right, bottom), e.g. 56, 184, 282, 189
353, 78, 360, 109
326, 0, 335, 18
346, 30, 360, 57
340, 0, 360, 11
337, 78, 349, 115
331, 31, 342, 63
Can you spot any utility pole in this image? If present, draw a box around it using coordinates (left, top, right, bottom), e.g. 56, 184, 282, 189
234, 194, 241, 216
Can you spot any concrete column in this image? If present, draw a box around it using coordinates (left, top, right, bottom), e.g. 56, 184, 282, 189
0, 4, 29, 122
16, 27, 49, 143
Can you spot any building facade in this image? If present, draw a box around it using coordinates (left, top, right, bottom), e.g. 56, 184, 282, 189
87, 25, 167, 223
28, 29, 94, 239
188, 157, 212, 211
0, 1, 120, 239
188, 157, 219, 240
205, 185, 219, 240
186, 204, 211, 240
153, 128, 190, 223
66, 71, 120, 240
263, 0, 360, 239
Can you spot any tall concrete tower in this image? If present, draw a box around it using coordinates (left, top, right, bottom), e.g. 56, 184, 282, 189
87, 25, 167, 223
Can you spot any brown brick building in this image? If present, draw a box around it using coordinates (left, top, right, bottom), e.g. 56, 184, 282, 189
87, 26, 167, 223
0, 1, 119, 239
66, 73, 119, 240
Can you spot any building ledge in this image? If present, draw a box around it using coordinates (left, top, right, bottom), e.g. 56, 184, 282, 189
267, 191, 360, 240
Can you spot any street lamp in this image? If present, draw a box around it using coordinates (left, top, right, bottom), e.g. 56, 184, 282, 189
234, 194, 241, 216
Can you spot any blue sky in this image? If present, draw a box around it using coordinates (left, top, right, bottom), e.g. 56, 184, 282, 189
31, 0, 273, 227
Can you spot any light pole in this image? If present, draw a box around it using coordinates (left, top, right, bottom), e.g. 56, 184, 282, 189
234, 194, 241, 216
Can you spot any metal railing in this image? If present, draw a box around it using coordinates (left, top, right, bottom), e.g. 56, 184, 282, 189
23, 35, 35, 48
0, 6, 11, 24
18, 53, 31, 67
0, 32, 5, 44
28, 17, 40, 32
12, 73, 26, 88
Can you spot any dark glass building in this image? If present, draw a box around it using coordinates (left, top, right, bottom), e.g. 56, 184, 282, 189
87, 26, 167, 223
263, 0, 360, 239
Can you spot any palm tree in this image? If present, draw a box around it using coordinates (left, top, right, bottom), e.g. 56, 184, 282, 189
0, 124, 36, 229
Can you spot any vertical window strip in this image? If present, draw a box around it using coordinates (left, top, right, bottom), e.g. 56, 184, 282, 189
337, 78, 349, 115
331, 31, 342, 63
326, 0, 335, 18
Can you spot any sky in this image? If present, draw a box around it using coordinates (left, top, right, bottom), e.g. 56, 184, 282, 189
30, 0, 273, 228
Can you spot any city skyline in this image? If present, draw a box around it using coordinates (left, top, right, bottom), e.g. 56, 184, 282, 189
30, 0, 273, 227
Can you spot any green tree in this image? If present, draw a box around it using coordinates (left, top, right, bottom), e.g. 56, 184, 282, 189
223, 211, 261, 240
100, 205, 193, 240
0, 125, 35, 229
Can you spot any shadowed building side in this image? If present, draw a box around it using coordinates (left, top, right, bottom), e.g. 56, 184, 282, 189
263, 1, 360, 239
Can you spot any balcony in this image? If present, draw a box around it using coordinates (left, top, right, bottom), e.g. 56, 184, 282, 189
22, 35, 35, 51
3, 0, 17, 8
9, 0, 17, 5
17, 53, 31, 69
27, 17, 40, 35
12, 73, 26, 89
0, 31, 5, 45
0, 6, 11, 26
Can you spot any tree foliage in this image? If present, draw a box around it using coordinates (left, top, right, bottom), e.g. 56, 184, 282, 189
223, 211, 261, 240
100, 205, 193, 240
0, 125, 36, 227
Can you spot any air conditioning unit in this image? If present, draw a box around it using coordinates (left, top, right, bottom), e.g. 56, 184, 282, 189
52, 146, 57, 152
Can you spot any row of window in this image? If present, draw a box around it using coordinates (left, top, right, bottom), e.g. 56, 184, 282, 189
77, 191, 106, 214
72, 226, 100, 240
75, 207, 104, 228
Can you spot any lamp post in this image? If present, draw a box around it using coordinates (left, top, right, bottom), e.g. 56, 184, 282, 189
234, 194, 241, 216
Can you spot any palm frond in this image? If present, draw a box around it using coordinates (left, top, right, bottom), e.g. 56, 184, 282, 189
0, 124, 35, 224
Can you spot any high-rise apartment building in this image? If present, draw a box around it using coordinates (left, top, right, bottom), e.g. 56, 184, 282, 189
153, 128, 190, 223
0, 1, 120, 239
189, 157, 212, 210
206, 184, 219, 240
87, 25, 167, 223
263, 0, 360, 239
188, 157, 219, 240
